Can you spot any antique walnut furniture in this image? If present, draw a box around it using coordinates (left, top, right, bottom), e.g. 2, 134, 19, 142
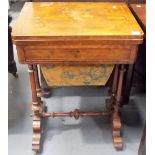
12, 2, 144, 153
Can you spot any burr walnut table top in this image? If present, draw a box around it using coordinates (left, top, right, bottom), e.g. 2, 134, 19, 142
12, 2, 143, 40
12, 2, 144, 65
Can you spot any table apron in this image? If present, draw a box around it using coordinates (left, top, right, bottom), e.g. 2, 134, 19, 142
16, 45, 138, 64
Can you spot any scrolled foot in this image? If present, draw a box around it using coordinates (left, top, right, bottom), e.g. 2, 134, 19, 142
112, 130, 123, 150
32, 117, 41, 153
32, 133, 41, 153
32, 102, 46, 153
112, 116, 123, 150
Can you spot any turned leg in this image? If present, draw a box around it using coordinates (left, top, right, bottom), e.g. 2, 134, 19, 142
106, 65, 119, 110
112, 64, 126, 150
28, 64, 44, 153
33, 65, 41, 95
34, 65, 52, 98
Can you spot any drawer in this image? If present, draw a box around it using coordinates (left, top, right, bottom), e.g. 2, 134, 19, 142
17, 46, 137, 64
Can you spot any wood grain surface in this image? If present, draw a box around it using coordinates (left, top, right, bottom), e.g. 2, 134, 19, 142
12, 2, 143, 40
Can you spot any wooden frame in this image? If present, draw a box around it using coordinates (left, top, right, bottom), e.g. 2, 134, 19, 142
28, 63, 126, 152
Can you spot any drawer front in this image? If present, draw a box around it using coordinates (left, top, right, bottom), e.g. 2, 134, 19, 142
21, 47, 136, 64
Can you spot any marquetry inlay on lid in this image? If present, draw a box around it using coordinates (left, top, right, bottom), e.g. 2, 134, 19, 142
12, 2, 144, 40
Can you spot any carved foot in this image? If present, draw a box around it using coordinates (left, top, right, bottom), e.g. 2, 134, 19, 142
32, 115, 42, 153
112, 116, 123, 150
32, 102, 46, 153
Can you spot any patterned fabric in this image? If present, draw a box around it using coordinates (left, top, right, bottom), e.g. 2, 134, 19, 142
41, 65, 114, 86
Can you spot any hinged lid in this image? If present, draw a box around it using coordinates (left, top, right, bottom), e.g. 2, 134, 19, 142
12, 2, 144, 43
